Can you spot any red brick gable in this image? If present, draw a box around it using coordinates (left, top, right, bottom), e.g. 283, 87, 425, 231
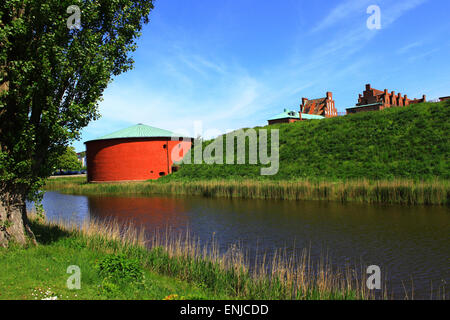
300, 92, 337, 118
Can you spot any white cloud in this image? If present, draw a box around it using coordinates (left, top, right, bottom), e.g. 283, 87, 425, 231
312, 0, 429, 33
397, 41, 423, 54
311, 0, 373, 33
407, 48, 439, 63
382, 0, 429, 27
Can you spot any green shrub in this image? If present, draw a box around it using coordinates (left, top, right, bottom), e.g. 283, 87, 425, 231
95, 254, 144, 285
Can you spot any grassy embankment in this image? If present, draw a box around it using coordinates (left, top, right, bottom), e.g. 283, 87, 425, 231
168, 101, 449, 182
45, 101, 450, 205
0, 214, 372, 300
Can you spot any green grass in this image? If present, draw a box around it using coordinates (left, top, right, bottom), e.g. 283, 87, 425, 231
0, 215, 369, 300
166, 101, 450, 181
0, 220, 229, 300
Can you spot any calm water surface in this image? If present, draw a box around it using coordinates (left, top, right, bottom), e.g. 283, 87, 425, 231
28, 191, 449, 299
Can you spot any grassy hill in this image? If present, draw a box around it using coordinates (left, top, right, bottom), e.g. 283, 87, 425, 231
165, 101, 449, 181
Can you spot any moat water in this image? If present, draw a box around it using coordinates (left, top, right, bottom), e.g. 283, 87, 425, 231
28, 191, 449, 299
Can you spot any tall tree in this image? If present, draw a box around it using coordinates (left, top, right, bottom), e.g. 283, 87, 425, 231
55, 146, 82, 171
0, 0, 154, 246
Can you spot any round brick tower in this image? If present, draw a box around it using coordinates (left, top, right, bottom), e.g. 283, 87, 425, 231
85, 124, 192, 182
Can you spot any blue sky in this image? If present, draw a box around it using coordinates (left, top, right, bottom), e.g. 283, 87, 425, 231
73, 0, 450, 152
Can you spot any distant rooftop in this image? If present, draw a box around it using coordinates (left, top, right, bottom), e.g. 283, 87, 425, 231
346, 102, 382, 109
85, 124, 189, 143
301, 113, 326, 120
268, 109, 325, 121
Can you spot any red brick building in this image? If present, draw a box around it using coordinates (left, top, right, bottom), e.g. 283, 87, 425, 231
85, 124, 192, 182
439, 96, 450, 102
300, 92, 338, 118
346, 84, 426, 114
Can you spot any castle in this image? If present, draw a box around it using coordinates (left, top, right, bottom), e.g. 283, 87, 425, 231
267, 84, 435, 125
346, 84, 426, 114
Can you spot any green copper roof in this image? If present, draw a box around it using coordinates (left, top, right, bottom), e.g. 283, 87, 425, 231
268, 110, 300, 121
85, 124, 187, 143
301, 113, 325, 120
346, 102, 382, 109
268, 109, 325, 121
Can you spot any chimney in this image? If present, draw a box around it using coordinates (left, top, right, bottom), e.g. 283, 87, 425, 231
366, 84, 371, 90
326, 91, 333, 100
422, 94, 426, 101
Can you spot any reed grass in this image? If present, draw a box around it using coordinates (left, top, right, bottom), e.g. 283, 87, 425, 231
147, 228, 381, 300
25, 211, 382, 300
44, 177, 449, 205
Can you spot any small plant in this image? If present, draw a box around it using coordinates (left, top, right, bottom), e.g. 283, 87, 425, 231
34, 204, 46, 223
98, 280, 121, 298
95, 254, 144, 285
30, 191, 46, 223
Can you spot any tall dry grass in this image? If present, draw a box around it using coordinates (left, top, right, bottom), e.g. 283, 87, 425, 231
29, 211, 147, 251
45, 177, 449, 205
150, 229, 379, 300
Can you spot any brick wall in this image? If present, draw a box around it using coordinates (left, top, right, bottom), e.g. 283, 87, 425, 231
86, 137, 192, 182
352, 84, 426, 114
268, 118, 300, 125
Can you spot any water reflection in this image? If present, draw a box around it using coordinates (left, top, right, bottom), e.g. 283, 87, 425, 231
28, 191, 449, 299
88, 196, 189, 231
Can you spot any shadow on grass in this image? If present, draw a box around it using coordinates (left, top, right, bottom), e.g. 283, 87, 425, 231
29, 220, 72, 245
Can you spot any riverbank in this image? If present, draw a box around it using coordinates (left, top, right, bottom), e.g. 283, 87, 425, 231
1, 213, 372, 300
44, 176, 449, 205
0, 215, 225, 300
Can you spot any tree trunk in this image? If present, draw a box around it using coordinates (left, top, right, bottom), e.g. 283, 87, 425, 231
0, 189, 36, 247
